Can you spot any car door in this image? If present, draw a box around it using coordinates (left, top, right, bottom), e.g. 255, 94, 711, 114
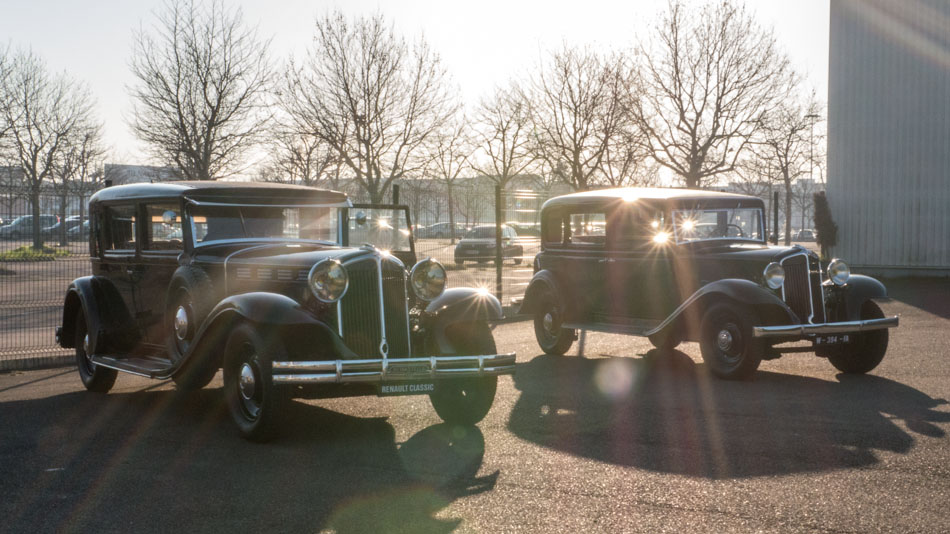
136, 201, 186, 347
559, 210, 609, 323
98, 203, 142, 346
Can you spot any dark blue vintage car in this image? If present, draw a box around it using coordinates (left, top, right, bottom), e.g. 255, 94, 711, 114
520, 187, 898, 380
57, 182, 514, 440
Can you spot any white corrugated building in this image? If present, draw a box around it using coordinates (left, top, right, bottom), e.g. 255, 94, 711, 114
828, 0, 950, 276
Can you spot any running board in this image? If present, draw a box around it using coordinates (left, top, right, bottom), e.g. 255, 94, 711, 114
563, 319, 662, 337
90, 355, 175, 379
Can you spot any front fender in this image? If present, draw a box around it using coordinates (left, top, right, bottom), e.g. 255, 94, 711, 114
837, 274, 888, 321
60, 276, 137, 353
189, 292, 356, 365
424, 288, 503, 354
649, 278, 798, 339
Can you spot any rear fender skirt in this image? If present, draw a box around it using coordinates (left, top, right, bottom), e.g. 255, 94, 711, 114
424, 288, 503, 354
60, 276, 138, 352
646, 278, 798, 339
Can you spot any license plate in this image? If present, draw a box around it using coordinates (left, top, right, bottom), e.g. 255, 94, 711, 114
378, 383, 436, 396
466, 250, 479, 255
814, 334, 851, 345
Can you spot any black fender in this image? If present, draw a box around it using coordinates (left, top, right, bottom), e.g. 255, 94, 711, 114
59, 276, 138, 353
518, 270, 565, 316
833, 274, 888, 321
648, 279, 798, 341
187, 292, 356, 368
424, 288, 503, 354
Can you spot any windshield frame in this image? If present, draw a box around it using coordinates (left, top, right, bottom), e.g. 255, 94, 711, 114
671, 205, 766, 245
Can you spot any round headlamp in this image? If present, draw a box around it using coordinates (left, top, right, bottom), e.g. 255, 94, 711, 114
763, 262, 785, 290
410, 258, 447, 301
308, 259, 348, 302
828, 258, 850, 286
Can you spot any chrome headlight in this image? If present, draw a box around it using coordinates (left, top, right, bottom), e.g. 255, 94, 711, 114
763, 262, 785, 289
308, 259, 348, 302
828, 258, 850, 285
409, 258, 447, 301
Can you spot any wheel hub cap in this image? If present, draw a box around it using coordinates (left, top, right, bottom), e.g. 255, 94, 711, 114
717, 329, 734, 352
174, 306, 189, 340
543, 313, 555, 334
239, 363, 256, 400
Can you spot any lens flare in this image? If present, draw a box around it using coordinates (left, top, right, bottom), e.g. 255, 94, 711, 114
652, 232, 670, 244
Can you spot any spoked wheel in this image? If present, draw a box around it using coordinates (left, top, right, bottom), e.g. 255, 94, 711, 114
825, 301, 889, 374
429, 321, 499, 425
223, 324, 287, 441
699, 302, 763, 380
533, 292, 574, 356
74, 309, 117, 393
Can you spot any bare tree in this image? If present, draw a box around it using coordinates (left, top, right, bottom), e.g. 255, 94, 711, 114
261, 126, 339, 188
471, 85, 535, 190
0, 50, 97, 248
526, 45, 629, 191
129, 0, 272, 180
600, 129, 658, 188
284, 11, 457, 203
633, 0, 795, 189
426, 119, 471, 242
755, 97, 821, 245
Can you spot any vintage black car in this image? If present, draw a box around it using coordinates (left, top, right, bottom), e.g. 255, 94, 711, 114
520, 188, 899, 380
56, 182, 515, 440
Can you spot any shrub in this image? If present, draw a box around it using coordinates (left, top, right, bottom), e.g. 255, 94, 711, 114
0, 245, 70, 261
813, 191, 838, 260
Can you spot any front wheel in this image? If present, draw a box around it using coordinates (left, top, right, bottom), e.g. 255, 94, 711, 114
74, 309, 117, 392
826, 301, 889, 374
223, 324, 288, 441
699, 302, 763, 380
429, 321, 499, 425
533, 292, 574, 355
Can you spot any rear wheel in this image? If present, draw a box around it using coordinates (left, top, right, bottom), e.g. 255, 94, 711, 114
429, 322, 498, 425
223, 324, 288, 441
74, 309, 117, 393
699, 302, 763, 380
826, 301, 889, 374
533, 291, 574, 355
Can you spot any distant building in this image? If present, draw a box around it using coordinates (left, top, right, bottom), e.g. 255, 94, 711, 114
104, 164, 183, 185
828, 0, 950, 276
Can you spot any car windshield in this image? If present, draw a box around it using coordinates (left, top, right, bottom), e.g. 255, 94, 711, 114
672, 207, 764, 244
190, 204, 340, 246
468, 226, 496, 239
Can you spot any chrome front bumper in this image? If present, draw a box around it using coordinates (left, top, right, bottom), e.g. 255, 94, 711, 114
271, 353, 516, 384
752, 316, 899, 338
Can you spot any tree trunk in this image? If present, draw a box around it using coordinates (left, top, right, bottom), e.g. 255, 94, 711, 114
31, 187, 42, 250
784, 179, 793, 246
447, 182, 456, 244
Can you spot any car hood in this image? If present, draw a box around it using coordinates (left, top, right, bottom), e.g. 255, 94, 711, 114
224, 244, 390, 270
677, 242, 818, 263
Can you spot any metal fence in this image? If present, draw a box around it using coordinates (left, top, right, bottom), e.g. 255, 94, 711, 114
0, 185, 554, 369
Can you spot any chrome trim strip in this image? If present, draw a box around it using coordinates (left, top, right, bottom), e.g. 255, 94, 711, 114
752, 316, 899, 337
375, 253, 388, 358
336, 301, 343, 338
271, 353, 517, 384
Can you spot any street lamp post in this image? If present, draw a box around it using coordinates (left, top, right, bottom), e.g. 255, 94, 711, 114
805, 113, 821, 231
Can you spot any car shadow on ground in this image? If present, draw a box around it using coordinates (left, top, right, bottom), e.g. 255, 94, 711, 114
0, 387, 497, 534
508, 351, 950, 479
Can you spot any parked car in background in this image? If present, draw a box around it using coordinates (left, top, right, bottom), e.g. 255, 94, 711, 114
795, 229, 817, 242
66, 220, 91, 241
56, 182, 514, 441
507, 222, 541, 238
454, 225, 524, 266
416, 221, 467, 239
520, 187, 899, 380
0, 215, 59, 239
41, 216, 84, 240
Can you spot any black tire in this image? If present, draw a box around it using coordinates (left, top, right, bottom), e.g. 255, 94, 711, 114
826, 301, 889, 374
455, 259, 464, 267
533, 291, 574, 356
171, 352, 220, 391
74, 309, 117, 393
165, 267, 215, 363
429, 321, 499, 425
223, 324, 288, 441
699, 302, 763, 380
648, 328, 681, 353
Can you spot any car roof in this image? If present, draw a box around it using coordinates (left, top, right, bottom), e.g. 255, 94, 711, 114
89, 181, 348, 205
541, 187, 762, 211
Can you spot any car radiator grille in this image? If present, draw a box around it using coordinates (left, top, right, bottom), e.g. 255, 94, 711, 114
338, 258, 411, 358
780, 254, 825, 323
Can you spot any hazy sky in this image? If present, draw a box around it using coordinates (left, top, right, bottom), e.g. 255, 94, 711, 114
0, 0, 830, 165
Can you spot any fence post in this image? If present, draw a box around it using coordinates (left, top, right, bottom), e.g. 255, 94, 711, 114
392, 184, 400, 205
494, 185, 503, 304
772, 191, 779, 245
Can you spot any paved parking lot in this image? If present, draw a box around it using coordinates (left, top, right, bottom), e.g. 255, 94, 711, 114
1, 279, 948, 533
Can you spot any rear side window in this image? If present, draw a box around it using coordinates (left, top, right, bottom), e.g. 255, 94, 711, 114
145, 204, 184, 251
103, 205, 137, 252
567, 212, 607, 246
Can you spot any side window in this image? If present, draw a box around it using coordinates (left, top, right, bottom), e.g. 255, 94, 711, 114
566, 212, 607, 246
608, 206, 667, 249
145, 204, 183, 252
542, 213, 565, 245
103, 205, 137, 252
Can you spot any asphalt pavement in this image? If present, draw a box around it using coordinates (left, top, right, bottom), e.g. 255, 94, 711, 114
1, 279, 949, 533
